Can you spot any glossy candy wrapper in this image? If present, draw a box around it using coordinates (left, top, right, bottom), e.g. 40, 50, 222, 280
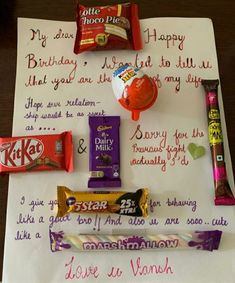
74, 3, 142, 54
201, 79, 235, 205
88, 116, 121, 188
50, 229, 222, 252
112, 64, 158, 121
0, 131, 73, 173
56, 186, 148, 218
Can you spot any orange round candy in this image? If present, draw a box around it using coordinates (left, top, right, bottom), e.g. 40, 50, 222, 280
112, 64, 158, 120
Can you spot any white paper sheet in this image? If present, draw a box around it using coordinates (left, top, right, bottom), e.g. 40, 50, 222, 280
2, 17, 235, 283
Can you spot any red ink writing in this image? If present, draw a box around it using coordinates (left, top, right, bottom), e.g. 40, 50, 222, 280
101, 54, 152, 70
173, 129, 188, 145
130, 155, 167, 172
65, 256, 99, 280
130, 256, 173, 277
144, 28, 157, 43
25, 74, 47, 87
130, 124, 167, 147
192, 128, 204, 138
159, 55, 171, 67
199, 60, 212, 69
164, 76, 181, 93
185, 74, 201, 88
166, 144, 186, 160
144, 28, 185, 50
51, 76, 74, 90
176, 56, 196, 69
107, 266, 123, 278
150, 74, 162, 88
97, 72, 111, 84
78, 76, 93, 84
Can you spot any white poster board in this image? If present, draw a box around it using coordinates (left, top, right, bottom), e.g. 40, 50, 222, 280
3, 17, 235, 283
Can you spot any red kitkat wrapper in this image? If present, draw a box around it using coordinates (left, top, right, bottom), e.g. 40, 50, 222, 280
0, 131, 73, 174
74, 3, 142, 54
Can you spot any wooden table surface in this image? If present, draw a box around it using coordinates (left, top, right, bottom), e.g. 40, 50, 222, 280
0, 0, 234, 280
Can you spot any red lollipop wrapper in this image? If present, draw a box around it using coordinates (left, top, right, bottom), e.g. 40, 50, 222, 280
112, 64, 158, 120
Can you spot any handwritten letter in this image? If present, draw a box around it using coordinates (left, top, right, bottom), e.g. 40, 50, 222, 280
3, 18, 235, 283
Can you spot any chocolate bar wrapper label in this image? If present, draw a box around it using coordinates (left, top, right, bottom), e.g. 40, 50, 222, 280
0, 131, 73, 173
74, 3, 142, 54
88, 116, 121, 188
49, 229, 222, 252
201, 79, 235, 205
56, 186, 148, 218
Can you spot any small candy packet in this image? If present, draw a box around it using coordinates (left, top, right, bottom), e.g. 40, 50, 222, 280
56, 186, 149, 218
0, 131, 73, 173
201, 79, 235, 205
88, 116, 121, 188
74, 3, 142, 54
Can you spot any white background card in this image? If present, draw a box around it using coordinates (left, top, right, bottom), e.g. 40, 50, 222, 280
3, 17, 235, 283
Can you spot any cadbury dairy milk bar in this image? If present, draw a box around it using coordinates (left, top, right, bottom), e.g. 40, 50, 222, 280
88, 116, 121, 188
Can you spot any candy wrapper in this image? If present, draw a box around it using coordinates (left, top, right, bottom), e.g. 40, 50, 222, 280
112, 64, 158, 120
50, 230, 222, 252
74, 3, 142, 54
201, 79, 235, 205
56, 186, 148, 218
88, 116, 121, 188
0, 131, 73, 173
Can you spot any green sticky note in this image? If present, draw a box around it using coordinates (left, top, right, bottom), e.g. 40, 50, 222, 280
187, 143, 206, 160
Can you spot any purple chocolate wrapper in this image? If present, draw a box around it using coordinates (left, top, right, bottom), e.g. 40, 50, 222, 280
88, 116, 121, 188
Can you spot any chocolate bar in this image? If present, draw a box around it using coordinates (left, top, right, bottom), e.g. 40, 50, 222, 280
56, 186, 149, 218
0, 131, 73, 173
88, 116, 121, 188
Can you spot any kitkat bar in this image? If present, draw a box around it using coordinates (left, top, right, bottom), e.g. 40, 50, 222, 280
74, 3, 142, 54
0, 131, 73, 173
